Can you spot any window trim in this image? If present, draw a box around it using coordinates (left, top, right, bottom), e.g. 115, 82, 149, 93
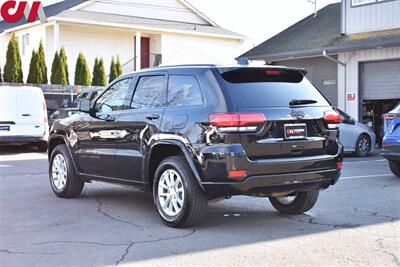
166, 74, 205, 109
129, 73, 168, 110
351, 0, 397, 8
94, 76, 134, 113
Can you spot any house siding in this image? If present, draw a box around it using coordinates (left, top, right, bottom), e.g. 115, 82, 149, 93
337, 46, 400, 119
58, 24, 135, 83
344, 0, 400, 34
275, 57, 339, 107
80, 0, 209, 25
161, 33, 242, 65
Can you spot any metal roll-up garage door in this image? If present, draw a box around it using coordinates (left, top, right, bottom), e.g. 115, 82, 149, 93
362, 60, 400, 100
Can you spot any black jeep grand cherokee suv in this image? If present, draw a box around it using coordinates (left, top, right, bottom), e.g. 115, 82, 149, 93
48, 65, 343, 227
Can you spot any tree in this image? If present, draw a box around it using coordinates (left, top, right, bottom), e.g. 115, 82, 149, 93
59, 46, 69, 85
74, 52, 91, 86
92, 57, 99, 86
3, 34, 23, 83
116, 55, 122, 77
109, 57, 118, 83
0, 66, 3, 83
27, 50, 39, 84
92, 57, 107, 86
36, 41, 48, 84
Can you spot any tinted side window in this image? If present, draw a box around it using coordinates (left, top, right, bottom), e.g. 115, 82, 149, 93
96, 78, 132, 113
167, 75, 203, 107
131, 76, 167, 109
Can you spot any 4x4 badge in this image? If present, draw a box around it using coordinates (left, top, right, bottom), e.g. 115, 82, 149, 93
291, 110, 305, 119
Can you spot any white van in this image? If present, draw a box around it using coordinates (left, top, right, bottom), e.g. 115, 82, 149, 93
0, 86, 49, 151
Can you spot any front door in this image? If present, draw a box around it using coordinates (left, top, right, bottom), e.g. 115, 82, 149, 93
115, 74, 168, 182
74, 77, 134, 178
134, 37, 150, 70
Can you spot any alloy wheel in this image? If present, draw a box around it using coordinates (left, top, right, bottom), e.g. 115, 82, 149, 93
157, 169, 185, 217
51, 154, 68, 190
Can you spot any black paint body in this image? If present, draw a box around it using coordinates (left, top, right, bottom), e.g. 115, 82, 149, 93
49, 65, 343, 198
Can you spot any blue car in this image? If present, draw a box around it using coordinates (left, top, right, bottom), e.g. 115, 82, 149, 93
381, 103, 400, 177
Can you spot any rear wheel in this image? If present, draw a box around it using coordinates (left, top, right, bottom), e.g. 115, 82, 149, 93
49, 144, 84, 198
269, 190, 319, 215
355, 134, 371, 157
389, 161, 400, 177
153, 156, 207, 228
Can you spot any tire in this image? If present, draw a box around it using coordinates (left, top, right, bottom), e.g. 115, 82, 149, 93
49, 144, 84, 198
355, 134, 371, 157
36, 142, 48, 152
269, 190, 319, 215
153, 156, 207, 228
389, 161, 400, 177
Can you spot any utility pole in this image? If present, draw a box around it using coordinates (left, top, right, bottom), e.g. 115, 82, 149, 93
306, 0, 318, 17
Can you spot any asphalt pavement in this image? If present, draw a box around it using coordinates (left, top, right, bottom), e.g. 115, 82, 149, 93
0, 145, 399, 267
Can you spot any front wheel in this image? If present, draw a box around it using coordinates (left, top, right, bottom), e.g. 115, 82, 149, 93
355, 134, 371, 157
269, 191, 319, 215
153, 156, 208, 228
49, 144, 84, 198
389, 161, 400, 177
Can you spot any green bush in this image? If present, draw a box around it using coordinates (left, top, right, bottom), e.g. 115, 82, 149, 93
116, 55, 122, 77
3, 34, 23, 83
59, 46, 69, 85
92, 57, 107, 86
36, 41, 48, 84
74, 52, 91, 86
109, 57, 118, 83
27, 50, 38, 84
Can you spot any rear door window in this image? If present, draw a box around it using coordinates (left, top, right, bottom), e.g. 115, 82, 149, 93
220, 68, 330, 108
131, 75, 167, 109
167, 75, 203, 107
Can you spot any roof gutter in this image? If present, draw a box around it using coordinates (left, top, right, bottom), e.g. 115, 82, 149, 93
323, 50, 346, 112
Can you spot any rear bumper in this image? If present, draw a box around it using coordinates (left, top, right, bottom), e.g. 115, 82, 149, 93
0, 136, 47, 144
197, 142, 343, 197
381, 146, 400, 161
202, 169, 340, 197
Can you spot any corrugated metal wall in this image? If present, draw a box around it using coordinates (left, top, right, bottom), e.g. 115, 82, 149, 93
361, 60, 400, 100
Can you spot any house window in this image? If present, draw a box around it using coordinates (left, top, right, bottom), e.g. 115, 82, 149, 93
352, 0, 392, 6
21, 33, 30, 56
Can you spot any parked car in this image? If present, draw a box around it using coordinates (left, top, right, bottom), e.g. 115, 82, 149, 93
0, 86, 48, 151
383, 103, 400, 133
338, 109, 376, 157
381, 104, 400, 177
48, 65, 343, 227
48, 89, 101, 128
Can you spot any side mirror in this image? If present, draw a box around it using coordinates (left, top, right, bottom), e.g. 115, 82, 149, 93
78, 99, 91, 113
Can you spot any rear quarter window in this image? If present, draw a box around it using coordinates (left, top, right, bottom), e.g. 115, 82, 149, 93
167, 75, 203, 107
220, 68, 330, 108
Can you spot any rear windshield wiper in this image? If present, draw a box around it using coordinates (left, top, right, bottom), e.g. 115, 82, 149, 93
289, 99, 317, 106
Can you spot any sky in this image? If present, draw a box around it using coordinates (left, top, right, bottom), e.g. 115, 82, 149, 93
36, 0, 340, 46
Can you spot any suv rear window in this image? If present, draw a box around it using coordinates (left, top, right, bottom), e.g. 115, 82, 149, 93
220, 68, 330, 108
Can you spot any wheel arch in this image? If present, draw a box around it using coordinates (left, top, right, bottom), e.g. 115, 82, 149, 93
146, 140, 204, 191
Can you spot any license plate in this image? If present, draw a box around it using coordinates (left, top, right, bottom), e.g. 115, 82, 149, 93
284, 123, 307, 140
0, 125, 10, 131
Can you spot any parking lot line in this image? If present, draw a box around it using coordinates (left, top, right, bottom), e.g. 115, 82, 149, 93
340, 174, 393, 180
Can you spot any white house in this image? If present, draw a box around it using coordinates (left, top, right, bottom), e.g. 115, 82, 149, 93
240, 0, 400, 145
0, 0, 244, 83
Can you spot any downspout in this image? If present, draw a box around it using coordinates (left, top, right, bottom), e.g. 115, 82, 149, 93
323, 50, 347, 112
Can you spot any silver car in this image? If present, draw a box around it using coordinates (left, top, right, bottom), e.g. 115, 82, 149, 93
338, 109, 376, 157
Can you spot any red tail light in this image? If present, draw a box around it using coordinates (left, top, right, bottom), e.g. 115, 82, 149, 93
209, 113, 266, 132
265, 70, 283, 76
324, 110, 341, 123
43, 101, 48, 124
384, 113, 399, 121
209, 113, 266, 127
228, 169, 247, 179
337, 162, 343, 170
